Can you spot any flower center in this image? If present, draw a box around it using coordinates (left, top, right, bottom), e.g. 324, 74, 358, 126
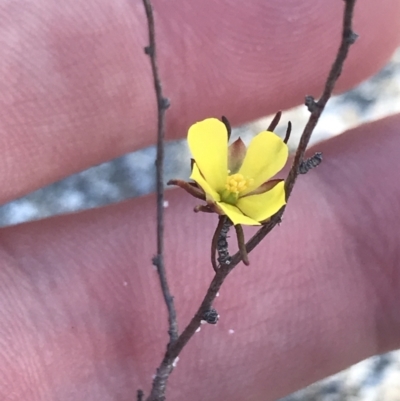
220, 173, 254, 205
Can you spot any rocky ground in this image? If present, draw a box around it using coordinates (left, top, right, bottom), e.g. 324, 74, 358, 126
1, 45, 400, 401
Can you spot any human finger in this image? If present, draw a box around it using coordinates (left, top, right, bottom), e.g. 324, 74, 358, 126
0, 114, 399, 400
0, 0, 399, 202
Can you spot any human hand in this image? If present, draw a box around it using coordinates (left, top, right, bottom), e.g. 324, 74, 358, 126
0, 1, 400, 400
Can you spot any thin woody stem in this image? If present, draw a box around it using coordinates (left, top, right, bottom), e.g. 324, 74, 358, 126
284, 0, 358, 198
244, 0, 358, 255
142, 0, 178, 346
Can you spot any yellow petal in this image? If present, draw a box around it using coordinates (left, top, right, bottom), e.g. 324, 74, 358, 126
187, 118, 228, 193
238, 131, 288, 195
217, 202, 261, 226
190, 163, 220, 202
236, 181, 286, 222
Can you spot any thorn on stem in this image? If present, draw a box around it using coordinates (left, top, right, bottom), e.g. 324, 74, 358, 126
304, 95, 319, 112
160, 97, 171, 109
144, 45, 153, 56
346, 30, 359, 44
152, 254, 160, 266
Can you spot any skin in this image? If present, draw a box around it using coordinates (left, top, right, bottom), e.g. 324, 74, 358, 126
0, 0, 400, 400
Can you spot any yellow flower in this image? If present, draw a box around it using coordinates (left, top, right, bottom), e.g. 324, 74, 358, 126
188, 118, 288, 226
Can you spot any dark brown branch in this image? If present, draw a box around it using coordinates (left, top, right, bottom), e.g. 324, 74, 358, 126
149, 265, 232, 370
285, 0, 357, 199
145, 1, 358, 400
142, 0, 178, 347
242, 0, 358, 256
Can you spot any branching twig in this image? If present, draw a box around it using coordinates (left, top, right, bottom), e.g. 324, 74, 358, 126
284, 0, 358, 199
144, 1, 358, 400
142, 0, 178, 346
242, 0, 358, 256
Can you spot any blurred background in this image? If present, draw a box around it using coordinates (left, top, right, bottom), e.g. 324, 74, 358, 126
1, 45, 399, 401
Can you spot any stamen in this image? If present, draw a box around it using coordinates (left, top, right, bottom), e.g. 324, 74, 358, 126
221, 173, 253, 204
